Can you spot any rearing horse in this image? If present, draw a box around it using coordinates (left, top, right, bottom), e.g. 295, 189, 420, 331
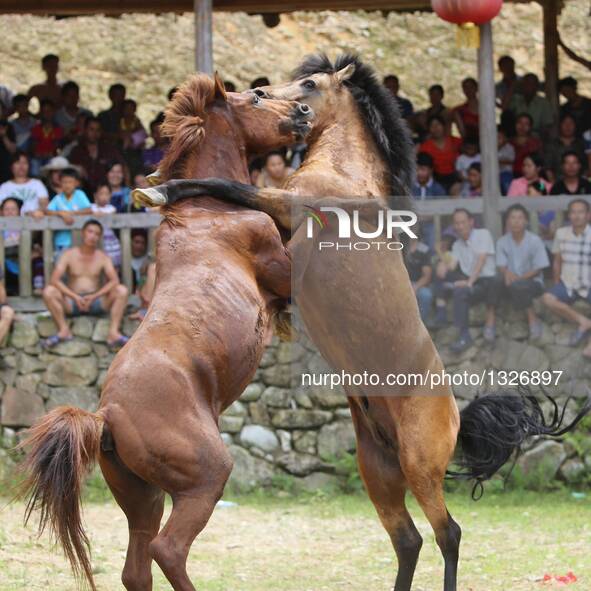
17, 73, 313, 591
138, 54, 591, 591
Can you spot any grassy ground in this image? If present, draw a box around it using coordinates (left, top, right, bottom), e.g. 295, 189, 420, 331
0, 486, 589, 590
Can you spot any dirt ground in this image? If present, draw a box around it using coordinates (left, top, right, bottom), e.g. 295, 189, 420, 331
0, 491, 589, 590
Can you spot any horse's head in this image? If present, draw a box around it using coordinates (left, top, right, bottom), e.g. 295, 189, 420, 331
158, 72, 314, 181
252, 58, 356, 130
219, 79, 314, 154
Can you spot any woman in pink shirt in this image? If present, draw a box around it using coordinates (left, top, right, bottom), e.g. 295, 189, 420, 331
507, 153, 554, 242
507, 153, 551, 197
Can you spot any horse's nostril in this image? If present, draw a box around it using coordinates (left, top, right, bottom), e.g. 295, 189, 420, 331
298, 104, 311, 115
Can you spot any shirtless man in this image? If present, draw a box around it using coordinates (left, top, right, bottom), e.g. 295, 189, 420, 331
42, 219, 129, 349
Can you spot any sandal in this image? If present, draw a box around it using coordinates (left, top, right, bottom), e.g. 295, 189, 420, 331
42, 334, 73, 349
107, 335, 130, 351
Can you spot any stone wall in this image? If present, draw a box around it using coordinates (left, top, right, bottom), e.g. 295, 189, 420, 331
1, 304, 590, 491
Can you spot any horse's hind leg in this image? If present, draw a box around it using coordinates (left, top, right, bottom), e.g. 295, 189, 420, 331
99, 450, 165, 591
350, 401, 422, 591
397, 399, 461, 591
149, 435, 233, 591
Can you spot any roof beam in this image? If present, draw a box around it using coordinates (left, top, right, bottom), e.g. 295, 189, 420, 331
0, 0, 433, 16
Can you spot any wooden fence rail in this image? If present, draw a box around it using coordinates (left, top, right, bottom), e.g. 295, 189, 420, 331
1, 196, 589, 298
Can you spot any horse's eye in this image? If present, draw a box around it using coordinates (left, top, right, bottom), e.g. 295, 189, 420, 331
252, 94, 261, 105
303, 79, 316, 90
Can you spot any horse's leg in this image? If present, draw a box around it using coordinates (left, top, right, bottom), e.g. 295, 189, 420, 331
350, 400, 422, 591
99, 450, 165, 591
148, 435, 233, 591
396, 398, 461, 591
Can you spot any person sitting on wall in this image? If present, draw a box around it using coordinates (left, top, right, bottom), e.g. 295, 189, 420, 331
0, 273, 15, 365
433, 209, 500, 353
496, 204, 550, 340
42, 219, 129, 350
542, 199, 591, 358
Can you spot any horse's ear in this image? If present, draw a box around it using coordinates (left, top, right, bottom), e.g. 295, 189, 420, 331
214, 72, 227, 102
335, 63, 356, 84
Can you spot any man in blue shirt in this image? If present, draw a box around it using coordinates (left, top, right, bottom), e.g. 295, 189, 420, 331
496, 204, 549, 339
46, 168, 92, 254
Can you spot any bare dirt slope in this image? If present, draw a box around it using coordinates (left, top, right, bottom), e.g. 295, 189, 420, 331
0, 1, 589, 125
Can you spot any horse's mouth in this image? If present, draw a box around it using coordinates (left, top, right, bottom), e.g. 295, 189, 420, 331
293, 119, 313, 139
282, 103, 314, 139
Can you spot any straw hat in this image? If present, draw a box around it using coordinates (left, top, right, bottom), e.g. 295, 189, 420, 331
40, 156, 82, 176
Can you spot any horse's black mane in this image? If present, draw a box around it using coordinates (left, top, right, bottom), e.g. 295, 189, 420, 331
292, 54, 415, 207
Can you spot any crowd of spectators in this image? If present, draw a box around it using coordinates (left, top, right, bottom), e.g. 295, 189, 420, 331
391, 54, 591, 355
1, 52, 591, 359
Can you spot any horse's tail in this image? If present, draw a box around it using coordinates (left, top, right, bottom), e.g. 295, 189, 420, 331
16, 406, 104, 591
448, 387, 591, 497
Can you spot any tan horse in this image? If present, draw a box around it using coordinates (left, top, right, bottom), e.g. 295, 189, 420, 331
17, 73, 313, 591
138, 54, 591, 591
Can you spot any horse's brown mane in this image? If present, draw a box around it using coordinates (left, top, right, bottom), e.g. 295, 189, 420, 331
158, 74, 217, 226
159, 74, 216, 181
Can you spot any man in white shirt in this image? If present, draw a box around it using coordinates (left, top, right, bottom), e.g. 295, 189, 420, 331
542, 199, 591, 358
434, 209, 501, 353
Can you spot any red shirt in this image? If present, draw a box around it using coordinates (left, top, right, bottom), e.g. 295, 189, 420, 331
454, 103, 480, 140
419, 136, 462, 176
511, 136, 542, 176
31, 123, 63, 158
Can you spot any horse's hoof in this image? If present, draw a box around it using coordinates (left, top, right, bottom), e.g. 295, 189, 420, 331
132, 187, 168, 207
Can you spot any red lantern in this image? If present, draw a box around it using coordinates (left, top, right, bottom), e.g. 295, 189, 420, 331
431, 0, 503, 47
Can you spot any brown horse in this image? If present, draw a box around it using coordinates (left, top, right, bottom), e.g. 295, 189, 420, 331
17, 73, 313, 591
138, 54, 591, 591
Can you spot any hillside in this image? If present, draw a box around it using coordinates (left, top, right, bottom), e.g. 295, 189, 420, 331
0, 1, 589, 125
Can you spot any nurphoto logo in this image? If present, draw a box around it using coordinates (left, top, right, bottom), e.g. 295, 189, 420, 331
305, 205, 417, 251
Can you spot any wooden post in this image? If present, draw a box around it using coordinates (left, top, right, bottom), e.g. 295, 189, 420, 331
195, 0, 213, 74
478, 21, 502, 239
43, 229, 53, 287
18, 230, 32, 297
120, 227, 133, 292
543, 0, 560, 134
